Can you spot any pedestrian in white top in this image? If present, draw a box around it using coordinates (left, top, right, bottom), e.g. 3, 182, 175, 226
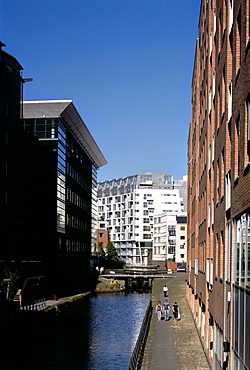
163, 285, 168, 297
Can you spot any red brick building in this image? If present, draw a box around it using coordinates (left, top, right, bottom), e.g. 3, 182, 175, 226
187, 1, 250, 369
96, 221, 109, 252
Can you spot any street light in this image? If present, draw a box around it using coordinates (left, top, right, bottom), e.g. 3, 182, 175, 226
21, 77, 33, 120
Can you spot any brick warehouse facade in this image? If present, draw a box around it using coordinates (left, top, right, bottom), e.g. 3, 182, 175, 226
187, 1, 250, 369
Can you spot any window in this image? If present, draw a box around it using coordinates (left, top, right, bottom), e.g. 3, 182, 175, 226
246, 95, 250, 160
216, 158, 220, 202
228, 81, 232, 120
214, 325, 223, 369
225, 222, 231, 281
225, 171, 231, 210
168, 246, 175, 254
195, 258, 198, 275
234, 116, 240, 179
233, 284, 250, 368
229, 0, 233, 30
221, 149, 225, 197
235, 213, 250, 288
168, 226, 176, 236
206, 258, 213, 286
164, 175, 173, 184
180, 236, 185, 240
140, 175, 152, 183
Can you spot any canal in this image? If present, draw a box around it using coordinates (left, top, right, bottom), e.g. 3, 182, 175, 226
3, 292, 150, 369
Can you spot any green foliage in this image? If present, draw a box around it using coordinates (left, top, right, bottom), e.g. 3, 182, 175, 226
120, 259, 126, 267
3, 265, 21, 300
106, 241, 118, 260
97, 242, 106, 258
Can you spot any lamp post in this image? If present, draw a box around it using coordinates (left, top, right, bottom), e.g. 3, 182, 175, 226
21, 77, 33, 121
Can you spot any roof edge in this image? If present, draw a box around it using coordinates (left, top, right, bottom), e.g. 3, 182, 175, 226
24, 100, 72, 104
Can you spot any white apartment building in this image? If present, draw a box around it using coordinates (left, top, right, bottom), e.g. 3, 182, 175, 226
152, 213, 187, 265
97, 173, 187, 266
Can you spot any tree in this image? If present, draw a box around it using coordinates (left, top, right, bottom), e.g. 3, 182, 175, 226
97, 242, 106, 258
3, 265, 21, 300
106, 241, 118, 260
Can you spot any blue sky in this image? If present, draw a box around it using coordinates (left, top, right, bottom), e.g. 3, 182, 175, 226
1, 0, 200, 182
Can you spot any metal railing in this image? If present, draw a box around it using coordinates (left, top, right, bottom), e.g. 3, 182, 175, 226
20, 298, 46, 311
127, 299, 152, 370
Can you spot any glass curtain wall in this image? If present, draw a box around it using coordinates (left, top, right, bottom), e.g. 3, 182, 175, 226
57, 123, 66, 231
23, 118, 66, 232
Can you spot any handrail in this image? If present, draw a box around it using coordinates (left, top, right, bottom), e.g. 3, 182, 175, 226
127, 299, 152, 370
21, 276, 44, 294
20, 298, 46, 311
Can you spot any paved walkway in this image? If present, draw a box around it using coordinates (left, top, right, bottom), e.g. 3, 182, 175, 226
141, 273, 210, 370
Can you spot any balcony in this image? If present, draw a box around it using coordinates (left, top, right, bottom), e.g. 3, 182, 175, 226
168, 247, 175, 254
143, 234, 152, 240
168, 231, 176, 236
168, 240, 176, 246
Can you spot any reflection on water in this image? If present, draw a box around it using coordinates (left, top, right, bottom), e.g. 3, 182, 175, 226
3, 293, 150, 370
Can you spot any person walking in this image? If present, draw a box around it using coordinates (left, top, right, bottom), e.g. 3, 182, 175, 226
162, 299, 170, 321
155, 301, 163, 321
163, 284, 168, 297
172, 301, 179, 321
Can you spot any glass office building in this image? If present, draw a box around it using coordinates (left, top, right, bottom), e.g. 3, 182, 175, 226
23, 101, 106, 297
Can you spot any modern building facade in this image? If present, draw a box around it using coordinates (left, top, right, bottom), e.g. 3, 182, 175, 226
0, 42, 29, 278
187, 1, 250, 369
152, 213, 187, 265
23, 100, 107, 297
97, 174, 187, 266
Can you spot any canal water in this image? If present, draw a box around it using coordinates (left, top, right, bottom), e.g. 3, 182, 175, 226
4, 292, 150, 369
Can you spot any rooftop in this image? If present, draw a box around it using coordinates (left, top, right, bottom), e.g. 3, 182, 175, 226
24, 100, 107, 169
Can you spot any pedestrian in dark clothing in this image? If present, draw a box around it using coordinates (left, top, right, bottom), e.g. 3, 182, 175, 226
172, 301, 179, 321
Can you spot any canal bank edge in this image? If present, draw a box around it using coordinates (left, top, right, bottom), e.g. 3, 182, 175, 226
94, 276, 125, 293
44, 276, 126, 312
